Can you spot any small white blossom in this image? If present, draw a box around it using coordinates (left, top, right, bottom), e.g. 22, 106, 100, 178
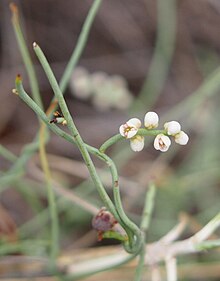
144, 111, 159, 129
154, 134, 171, 152
174, 131, 189, 145
130, 135, 144, 152
164, 121, 181, 136
70, 67, 91, 100
119, 118, 141, 139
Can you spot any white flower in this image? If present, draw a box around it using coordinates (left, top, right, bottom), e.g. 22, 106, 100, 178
130, 135, 144, 152
70, 67, 91, 100
174, 131, 189, 145
154, 134, 171, 152
144, 111, 159, 129
164, 121, 181, 136
119, 118, 141, 139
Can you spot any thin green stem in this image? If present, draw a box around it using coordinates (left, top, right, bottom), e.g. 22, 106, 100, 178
1, 0, 102, 191
134, 183, 156, 281
99, 152, 142, 253
0, 144, 17, 163
132, 0, 176, 113
100, 129, 166, 153
39, 127, 59, 271
134, 243, 145, 281
0, 239, 50, 256
32, 44, 143, 252
59, 0, 102, 92
15, 76, 119, 224
15, 30, 144, 251
15, 76, 143, 254
10, 6, 58, 268
10, 3, 43, 109
140, 183, 156, 233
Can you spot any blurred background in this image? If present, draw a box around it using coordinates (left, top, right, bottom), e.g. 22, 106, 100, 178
1, 0, 220, 280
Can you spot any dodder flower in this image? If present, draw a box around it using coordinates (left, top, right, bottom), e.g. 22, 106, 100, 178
164, 121, 181, 136
119, 118, 141, 139
154, 134, 171, 152
144, 111, 159, 129
130, 135, 145, 152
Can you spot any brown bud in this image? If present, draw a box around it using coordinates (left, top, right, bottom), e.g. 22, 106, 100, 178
92, 207, 117, 232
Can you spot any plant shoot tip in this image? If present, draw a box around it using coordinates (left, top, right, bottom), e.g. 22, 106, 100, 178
16, 74, 22, 82
33, 42, 38, 48
9, 3, 18, 13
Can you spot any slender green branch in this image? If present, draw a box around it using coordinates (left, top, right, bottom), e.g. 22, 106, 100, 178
132, 0, 176, 112
39, 127, 59, 271
10, 6, 58, 267
15, 76, 143, 254
134, 183, 156, 281
100, 129, 166, 153
33, 43, 119, 218
140, 183, 156, 233
0, 144, 17, 163
32, 45, 143, 252
59, 0, 102, 92
134, 244, 145, 281
1, 0, 102, 191
99, 152, 143, 253
10, 3, 43, 109
15, 76, 119, 224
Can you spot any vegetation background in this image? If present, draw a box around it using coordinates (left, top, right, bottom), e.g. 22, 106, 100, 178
0, 0, 220, 280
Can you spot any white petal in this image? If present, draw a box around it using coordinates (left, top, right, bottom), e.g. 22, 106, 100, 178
119, 124, 126, 137
144, 111, 159, 129
154, 134, 171, 152
175, 131, 189, 145
130, 136, 144, 152
119, 119, 140, 139
164, 121, 181, 136
127, 118, 141, 129
127, 128, 138, 138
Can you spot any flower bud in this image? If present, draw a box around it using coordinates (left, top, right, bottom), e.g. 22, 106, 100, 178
154, 134, 171, 152
174, 131, 189, 145
119, 118, 141, 139
144, 111, 159, 129
164, 121, 181, 136
130, 135, 144, 152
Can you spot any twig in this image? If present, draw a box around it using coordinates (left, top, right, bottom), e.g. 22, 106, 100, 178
0, 144, 17, 163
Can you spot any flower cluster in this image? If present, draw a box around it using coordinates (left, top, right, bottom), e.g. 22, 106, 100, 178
119, 112, 189, 152
70, 67, 133, 111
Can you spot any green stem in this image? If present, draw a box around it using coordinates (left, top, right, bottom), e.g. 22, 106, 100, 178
1, 0, 103, 191
10, 5, 58, 268
0, 144, 17, 163
140, 183, 156, 233
100, 129, 166, 153
134, 243, 145, 281
131, 0, 176, 113
99, 152, 142, 253
32, 45, 143, 252
15, 76, 143, 254
39, 127, 59, 271
15, 75, 119, 225
134, 183, 156, 281
59, 0, 102, 92
10, 3, 43, 109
